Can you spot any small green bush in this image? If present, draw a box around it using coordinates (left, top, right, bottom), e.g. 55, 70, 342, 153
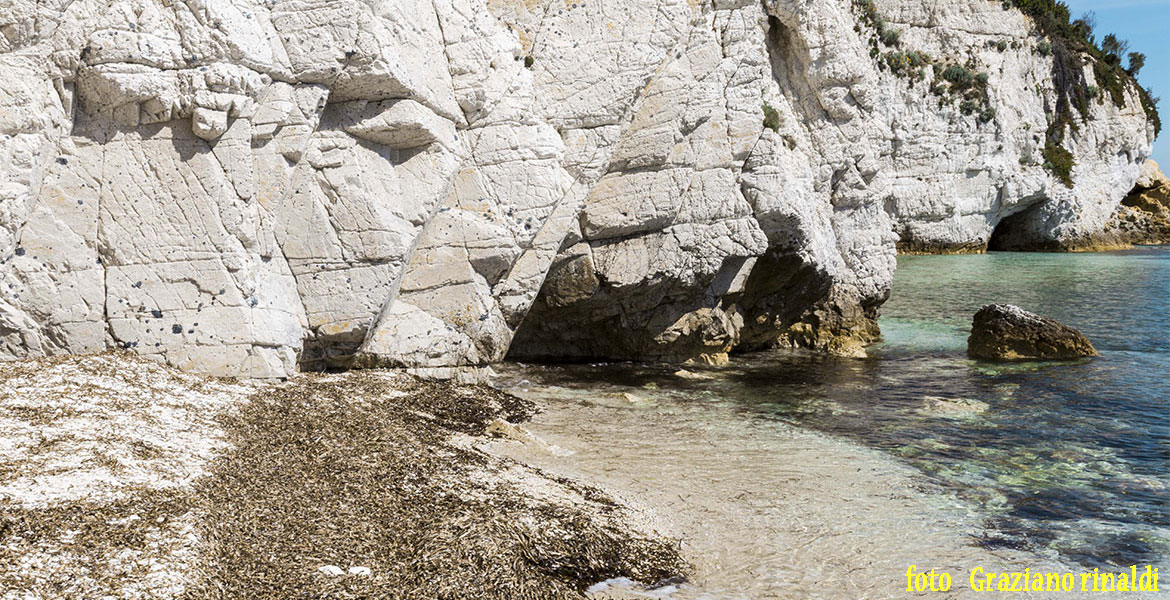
852, 0, 1000, 127
941, 65, 976, 88
1043, 140, 1075, 187
1037, 40, 1052, 56
1140, 87, 1161, 136
1093, 60, 1127, 107
1128, 52, 1146, 76
762, 102, 781, 133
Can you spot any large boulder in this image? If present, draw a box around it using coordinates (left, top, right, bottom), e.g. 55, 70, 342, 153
968, 305, 1098, 361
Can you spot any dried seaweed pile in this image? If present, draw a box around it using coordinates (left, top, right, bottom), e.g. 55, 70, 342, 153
0, 356, 686, 599
0, 353, 247, 598
0, 490, 200, 597
184, 372, 686, 599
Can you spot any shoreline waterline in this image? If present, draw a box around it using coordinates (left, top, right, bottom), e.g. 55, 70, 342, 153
487, 247, 1169, 598
490, 361, 1166, 599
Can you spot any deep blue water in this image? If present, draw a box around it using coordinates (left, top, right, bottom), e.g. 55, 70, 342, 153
510, 247, 1170, 569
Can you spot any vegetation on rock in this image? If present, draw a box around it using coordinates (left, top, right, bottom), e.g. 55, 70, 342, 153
763, 102, 781, 133
854, 0, 1160, 188
1002, 0, 1161, 185
853, 1, 995, 125
1042, 140, 1076, 187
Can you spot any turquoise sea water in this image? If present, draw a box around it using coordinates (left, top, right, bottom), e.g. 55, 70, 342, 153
509, 247, 1170, 569
733, 247, 1170, 568
867, 247, 1170, 567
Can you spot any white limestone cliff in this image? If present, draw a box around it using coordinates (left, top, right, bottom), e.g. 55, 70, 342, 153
0, 0, 1156, 376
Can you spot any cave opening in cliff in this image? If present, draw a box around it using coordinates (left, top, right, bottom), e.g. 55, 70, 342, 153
987, 216, 1015, 251
988, 209, 1034, 252
986, 192, 1058, 252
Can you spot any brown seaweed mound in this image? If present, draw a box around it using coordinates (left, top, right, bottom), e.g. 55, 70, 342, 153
0, 355, 687, 599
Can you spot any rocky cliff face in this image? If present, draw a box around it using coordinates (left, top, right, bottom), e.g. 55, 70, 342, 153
0, 0, 1156, 377
1099, 160, 1170, 247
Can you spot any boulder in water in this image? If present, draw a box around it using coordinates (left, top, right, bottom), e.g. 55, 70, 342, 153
968, 305, 1098, 361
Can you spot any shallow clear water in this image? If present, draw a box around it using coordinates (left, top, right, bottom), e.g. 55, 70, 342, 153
504, 247, 1170, 572
869, 247, 1170, 567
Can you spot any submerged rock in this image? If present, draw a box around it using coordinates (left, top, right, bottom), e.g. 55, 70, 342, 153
918, 396, 990, 418
618, 392, 656, 406
673, 369, 714, 381
967, 305, 1098, 361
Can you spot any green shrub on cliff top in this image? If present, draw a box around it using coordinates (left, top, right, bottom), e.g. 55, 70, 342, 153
1000, 0, 1161, 186
1128, 52, 1146, 77
1004, 0, 1160, 135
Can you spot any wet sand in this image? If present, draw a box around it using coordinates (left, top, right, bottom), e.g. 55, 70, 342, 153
490, 371, 1164, 600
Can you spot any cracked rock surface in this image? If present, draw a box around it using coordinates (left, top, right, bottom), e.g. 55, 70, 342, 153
0, 0, 1155, 376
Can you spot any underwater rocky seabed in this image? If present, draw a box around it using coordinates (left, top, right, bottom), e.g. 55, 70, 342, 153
492, 246, 1170, 598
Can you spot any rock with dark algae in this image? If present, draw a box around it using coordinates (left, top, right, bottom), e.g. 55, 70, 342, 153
968, 305, 1098, 361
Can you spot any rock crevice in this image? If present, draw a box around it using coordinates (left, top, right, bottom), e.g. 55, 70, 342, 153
0, 0, 1156, 376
